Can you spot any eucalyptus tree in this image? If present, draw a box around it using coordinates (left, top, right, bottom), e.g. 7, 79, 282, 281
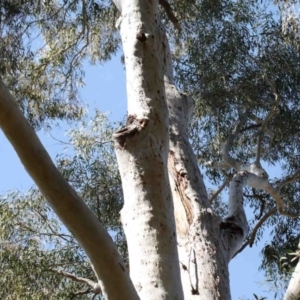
1, 0, 300, 299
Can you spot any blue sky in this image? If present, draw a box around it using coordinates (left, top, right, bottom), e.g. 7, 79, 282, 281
0, 53, 282, 299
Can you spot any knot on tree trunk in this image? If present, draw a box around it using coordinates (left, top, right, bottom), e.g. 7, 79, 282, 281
136, 32, 147, 42
113, 115, 149, 147
220, 216, 244, 236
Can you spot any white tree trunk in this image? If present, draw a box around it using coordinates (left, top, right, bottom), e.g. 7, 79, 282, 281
113, 1, 183, 299
161, 19, 246, 299
284, 260, 300, 300
165, 61, 232, 300
112, 1, 250, 299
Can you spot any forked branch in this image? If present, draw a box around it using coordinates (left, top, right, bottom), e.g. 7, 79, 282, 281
210, 112, 299, 218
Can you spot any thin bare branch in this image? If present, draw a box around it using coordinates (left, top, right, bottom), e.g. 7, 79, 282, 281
233, 207, 277, 258
159, 0, 180, 30
49, 132, 72, 145
277, 169, 300, 190
247, 114, 275, 157
50, 269, 101, 294
33, 208, 72, 243
71, 288, 91, 298
248, 207, 277, 246
210, 176, 232, 203
204, 160, 230, 170
222, 115, 246, 170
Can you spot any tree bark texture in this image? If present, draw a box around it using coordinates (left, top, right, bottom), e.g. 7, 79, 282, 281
112, 1, 250, 299
113, 1, 183, 299
0, 78, 139, 300
284, 260, 300, 300
164, 44, 233, 300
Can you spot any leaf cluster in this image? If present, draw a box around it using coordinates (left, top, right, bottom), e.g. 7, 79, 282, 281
0, 0, 119, 128
0, 112, 125, 298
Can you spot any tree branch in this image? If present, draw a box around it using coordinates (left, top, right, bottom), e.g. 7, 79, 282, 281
204, 160, 230, 170
0, 78, 139, 300
159, 0, 180, 30
208, 110, 298, 218
210, 176, 232, 203
222, 116, 245, 171
221, 171, 249, 259
160, 13, 231, 298
240, 172, 298, 218
265, 181, 298, 218
232, 206, 277, 258
277, 169, 300, 190
248, 207, 277, 247
50, 268, 100, 293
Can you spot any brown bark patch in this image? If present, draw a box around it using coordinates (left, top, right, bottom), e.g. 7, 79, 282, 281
136, 32, 147, 42
113, 117, 149, 147
168, 151, 193, 237
219, 217, 244, 236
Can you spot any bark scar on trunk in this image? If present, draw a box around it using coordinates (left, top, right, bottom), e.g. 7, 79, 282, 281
136, 32, 147, 42
113, 116, 149, 147
169, 150, 194, 227
219, 216, 244, 236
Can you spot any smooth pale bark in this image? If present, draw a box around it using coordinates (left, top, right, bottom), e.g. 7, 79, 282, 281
161, 18, 247, 299
165, 77, 232, 299
166, 90, 235, 298
0, 78, 139, 300
112, 1, 183, 299
284, 260, 300, 300
113, 1, 251, 298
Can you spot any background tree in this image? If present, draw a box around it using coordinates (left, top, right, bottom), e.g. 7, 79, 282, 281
1, 0, 300, 299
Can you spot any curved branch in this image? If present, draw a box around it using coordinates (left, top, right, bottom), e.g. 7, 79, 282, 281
0, 78, 139, 300
210, 176, 232, 203
277, 169, 300, 190
233, 207, 277, 258
159, 0, 180, 30
248, 207, 277, 247
50, 269, 99, 292
265, 182, 298, 218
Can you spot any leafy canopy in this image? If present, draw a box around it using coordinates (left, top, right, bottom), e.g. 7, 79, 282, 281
1, 0, 300, 298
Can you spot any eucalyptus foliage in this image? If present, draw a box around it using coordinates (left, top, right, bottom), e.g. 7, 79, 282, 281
1, 0, 300, 298
0, 0, 119, 128
171, 0, 300, 282
0, 112, 124, 299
